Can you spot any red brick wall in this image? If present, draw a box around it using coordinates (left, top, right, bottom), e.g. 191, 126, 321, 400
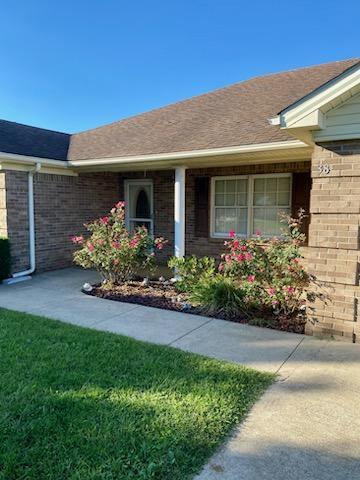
118, 161, 310, 260
5, 171, 120, 272
185, 161, 310, 258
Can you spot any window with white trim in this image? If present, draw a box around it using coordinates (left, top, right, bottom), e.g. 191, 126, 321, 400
211, 174, 292, 237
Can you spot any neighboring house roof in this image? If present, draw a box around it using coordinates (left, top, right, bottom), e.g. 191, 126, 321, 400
68, 58, 359, 161
0, 120, 70, 161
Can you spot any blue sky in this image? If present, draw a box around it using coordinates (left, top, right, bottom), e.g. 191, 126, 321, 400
1, 0, 359, 133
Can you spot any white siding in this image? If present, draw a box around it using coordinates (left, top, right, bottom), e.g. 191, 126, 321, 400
314, 92, 360, 141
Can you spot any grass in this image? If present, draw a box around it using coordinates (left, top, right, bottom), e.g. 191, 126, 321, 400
0, 308, 273, 480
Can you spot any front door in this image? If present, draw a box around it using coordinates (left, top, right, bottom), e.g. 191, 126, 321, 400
125, 180, 154, 234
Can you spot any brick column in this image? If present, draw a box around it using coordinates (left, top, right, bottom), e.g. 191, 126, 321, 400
305, 141, 360, 342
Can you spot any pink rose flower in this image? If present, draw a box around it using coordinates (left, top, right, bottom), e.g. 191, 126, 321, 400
130, 239, 138, 248
71, 235, 84, 244
87, 242, 94, 252
100, 216, 109, 225
232, 239, 239, 249
237, 254, 245, 262
255, 229, 261, 236
247, 275, 255, 283
218, 263, 224, 272
287, 287, 295, 294
267, 288, 276, 296
115, 201, 125, 208
240, 245, 247, 251
245, 252, 253, 261
112, 241, 120, 249
229, 230, 236, 238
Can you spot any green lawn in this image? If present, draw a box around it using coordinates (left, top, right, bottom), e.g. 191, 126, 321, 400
0, 308, 273, 480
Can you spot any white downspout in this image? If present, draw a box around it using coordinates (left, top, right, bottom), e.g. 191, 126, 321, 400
4, 163, 41, 284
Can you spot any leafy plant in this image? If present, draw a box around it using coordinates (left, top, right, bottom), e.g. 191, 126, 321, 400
218, 209, 309, 317
168, 255, 216, 293
72, 201, 167, 284
0, 237, 11, 282
190, 276, 247, 317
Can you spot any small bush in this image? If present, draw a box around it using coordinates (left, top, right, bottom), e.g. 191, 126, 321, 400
218, 210, 309, 317
168, 255, 216, 293
190, 276, 247, 317
72, 201, 167, 285
0, 238, 11, 282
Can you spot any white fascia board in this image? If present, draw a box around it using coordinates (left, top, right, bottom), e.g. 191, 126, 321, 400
279, 63, 360, 129
0, 152, 78, 176
69, 140, 308, 168
286, 110, 325, 130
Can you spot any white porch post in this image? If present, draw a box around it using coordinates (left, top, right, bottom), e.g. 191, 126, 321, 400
174, 166, 186, 258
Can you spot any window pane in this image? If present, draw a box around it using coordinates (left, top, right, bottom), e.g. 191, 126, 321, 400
266, 178, 277, 192
237, 192, 247, 206
214, 207, 247, 235
215, 208, 236, 234
278, 191, 290, 206
236, 179, 247, 205
253, 192, 265, 206
215, 180, 225, 193
278, 177, 291, 191
129, 184, 152, 218
224, 193, 236, 206
226, 180, 236, 193
215, 193, 225, 206
253, 207, 290, 236
237, 208, 248, 235
264, 192, 277, 206
254, 178, 265, 192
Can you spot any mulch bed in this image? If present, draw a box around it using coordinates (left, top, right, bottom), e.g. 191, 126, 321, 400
85, 280, 306, 334
88, 280, 188, 312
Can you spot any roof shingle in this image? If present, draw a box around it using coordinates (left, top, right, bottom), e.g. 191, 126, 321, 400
68, 58, 359, 161
1, 59, 358, 162
0, 120, 70, 161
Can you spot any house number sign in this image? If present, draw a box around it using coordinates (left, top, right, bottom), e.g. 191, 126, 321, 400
318, 161, 331, 175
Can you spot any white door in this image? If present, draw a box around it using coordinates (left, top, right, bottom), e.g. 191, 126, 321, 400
125, 180, 154, 234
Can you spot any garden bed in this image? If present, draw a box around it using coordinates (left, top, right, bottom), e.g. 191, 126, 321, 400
85, 280, 307, 334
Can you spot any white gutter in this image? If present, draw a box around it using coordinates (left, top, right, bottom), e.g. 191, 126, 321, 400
0, 151, 70, 167
4, 163, 41, 284
68, 140, 308, 168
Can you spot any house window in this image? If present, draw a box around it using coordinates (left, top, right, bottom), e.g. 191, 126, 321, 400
211, 174, 291, 237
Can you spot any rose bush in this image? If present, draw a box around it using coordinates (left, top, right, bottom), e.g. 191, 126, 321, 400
72, 201, 167, 284
173, 210, 309, 326
217, 210, 309, 316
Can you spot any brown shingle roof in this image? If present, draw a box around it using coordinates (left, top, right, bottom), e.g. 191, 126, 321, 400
68, 59, 359, 161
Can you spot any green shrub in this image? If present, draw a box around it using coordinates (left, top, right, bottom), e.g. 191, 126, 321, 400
189, 276, 247, 317
218, 209, 309, 317
0, 238, 11, 282
168, 255, 216, 293
72, 201, 167, 285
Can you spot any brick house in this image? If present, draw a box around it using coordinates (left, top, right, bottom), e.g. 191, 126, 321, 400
0, 58, 359, 341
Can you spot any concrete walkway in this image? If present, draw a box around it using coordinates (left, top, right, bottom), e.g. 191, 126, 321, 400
0, 267, 359, 479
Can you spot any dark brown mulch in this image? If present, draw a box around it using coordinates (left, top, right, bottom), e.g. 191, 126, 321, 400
86, 280, 306, 334
87, 281, 189, 312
